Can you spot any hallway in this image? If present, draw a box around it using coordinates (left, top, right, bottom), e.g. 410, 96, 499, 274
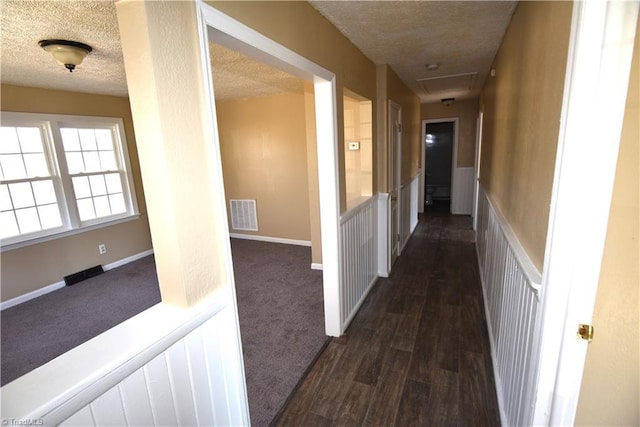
276, 212, 501, 426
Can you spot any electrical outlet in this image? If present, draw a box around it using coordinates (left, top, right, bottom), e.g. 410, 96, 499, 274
98, 244, 106, 255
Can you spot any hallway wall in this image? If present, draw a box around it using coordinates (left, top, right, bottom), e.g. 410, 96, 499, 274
0, 84, 152, 302
575, 15, 640, 425
478, 1, 573, 271
421, 98, 478, 168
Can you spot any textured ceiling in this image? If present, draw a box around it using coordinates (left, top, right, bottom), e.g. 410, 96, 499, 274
209, 43, 304, 100
309, 0, 517, 102
1, 0, 128, 97
1, 1, 516, 103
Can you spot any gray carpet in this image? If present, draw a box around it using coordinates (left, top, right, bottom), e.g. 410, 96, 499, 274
1, 255, 161, 386
1, 240, 327, 427
230, 239, 326, 427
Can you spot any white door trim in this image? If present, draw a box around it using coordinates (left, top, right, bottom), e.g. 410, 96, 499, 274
472, 111, 484, 230
388, 101, 402, 260
421, 118, 459, 213
533, 2, 639, 425
198, 3, 342, 340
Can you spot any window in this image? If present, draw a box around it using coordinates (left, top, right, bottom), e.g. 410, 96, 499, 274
1, 113, 139, 249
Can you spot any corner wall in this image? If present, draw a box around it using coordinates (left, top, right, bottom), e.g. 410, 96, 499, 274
0, 84, 152, 302
216, 92, 311, 242
478, 1, 573, 270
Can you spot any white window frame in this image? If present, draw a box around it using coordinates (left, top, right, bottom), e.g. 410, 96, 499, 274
1, 112, 139, 251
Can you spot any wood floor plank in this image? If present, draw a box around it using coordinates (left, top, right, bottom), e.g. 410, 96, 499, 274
459, 350, 502, 427
276, 342, 345, 426
362, 348, 412, 426
333, 381, 373, 426
394, 379, 431, 426
276, 212, 501, 426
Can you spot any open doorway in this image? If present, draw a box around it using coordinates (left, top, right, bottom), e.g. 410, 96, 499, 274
207, 40, 327, 425
424, 120, 455, 213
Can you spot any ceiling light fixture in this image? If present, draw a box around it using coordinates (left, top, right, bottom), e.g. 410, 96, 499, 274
39, 39, 92, 72
441, 97, 455, 106
425, 63, 439, 71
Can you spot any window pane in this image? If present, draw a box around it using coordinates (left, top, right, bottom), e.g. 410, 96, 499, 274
95, 129, 113, 150
109, 193, 126, 214
99, 151, 116, 170
1, 154, 27, 179
17, 127, 43, 153
83, 151, 100, 172
61, 128, 80, 151
32, 180, 57, 205
0, 211, 19, 238
105, 173, 122, 194
94, 195, 111, 218
38, 204, 62, 230
89, 174, 107, 196
9, 182, 35, 209
79, 129, 97, 151
15, 207, 40, 234
65, 152, 85, 174
1, 127, 20, 153
76, 198, 96, 221
24, 153, 49, 177
0, 184, 12, 211
72, 176, 91, 199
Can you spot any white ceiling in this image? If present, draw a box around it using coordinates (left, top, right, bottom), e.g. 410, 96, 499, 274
309, 0, 517, 102
1, 1, 516, 103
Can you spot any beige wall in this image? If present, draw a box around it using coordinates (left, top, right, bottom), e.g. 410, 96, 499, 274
478, 1, 573, 271
387, 66, 422, 185
303, 83, 322, 264
208, 1, 377, 212
421, 98, 478, 167
0, 84, 152, 302
216, 92, 311, 242
575, 18, 640, 426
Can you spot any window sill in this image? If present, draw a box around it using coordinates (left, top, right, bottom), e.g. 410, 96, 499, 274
0, 213, 142, 253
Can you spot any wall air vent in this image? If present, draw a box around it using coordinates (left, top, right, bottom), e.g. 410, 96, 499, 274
230, 199, 258, 231
417, 72, 478, 94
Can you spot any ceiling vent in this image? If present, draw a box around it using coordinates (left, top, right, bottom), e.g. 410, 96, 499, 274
417, 72, 478, 94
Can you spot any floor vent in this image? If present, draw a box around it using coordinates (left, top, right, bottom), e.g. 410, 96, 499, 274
64, 265, 104, 286
230, 199, 258, 231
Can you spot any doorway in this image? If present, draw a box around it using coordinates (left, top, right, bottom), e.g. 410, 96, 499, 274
424, 121, 455, 212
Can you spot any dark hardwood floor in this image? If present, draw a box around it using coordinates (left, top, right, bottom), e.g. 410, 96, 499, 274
275, 210, 501, 426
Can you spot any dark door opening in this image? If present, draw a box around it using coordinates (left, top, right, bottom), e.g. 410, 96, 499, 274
425, 121, 454, 212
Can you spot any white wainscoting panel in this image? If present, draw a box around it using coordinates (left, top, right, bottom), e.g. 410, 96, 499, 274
340, 197, 377, 330
4, 294, 249, 427
410, 173, 419, 233
452, 167, 475, 215
377, 193, 390, 277
476, 186, 542, 427
399, 174, 420, 252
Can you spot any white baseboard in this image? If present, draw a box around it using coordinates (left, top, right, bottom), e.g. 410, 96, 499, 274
310, 263, 323, 271
0, 248, 155, 311
0, 280, 66, 311
103, 249, 154, 272
229, 233, 311, 247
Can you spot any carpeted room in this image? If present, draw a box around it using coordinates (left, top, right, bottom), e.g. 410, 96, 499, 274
1, 41, 328, 427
